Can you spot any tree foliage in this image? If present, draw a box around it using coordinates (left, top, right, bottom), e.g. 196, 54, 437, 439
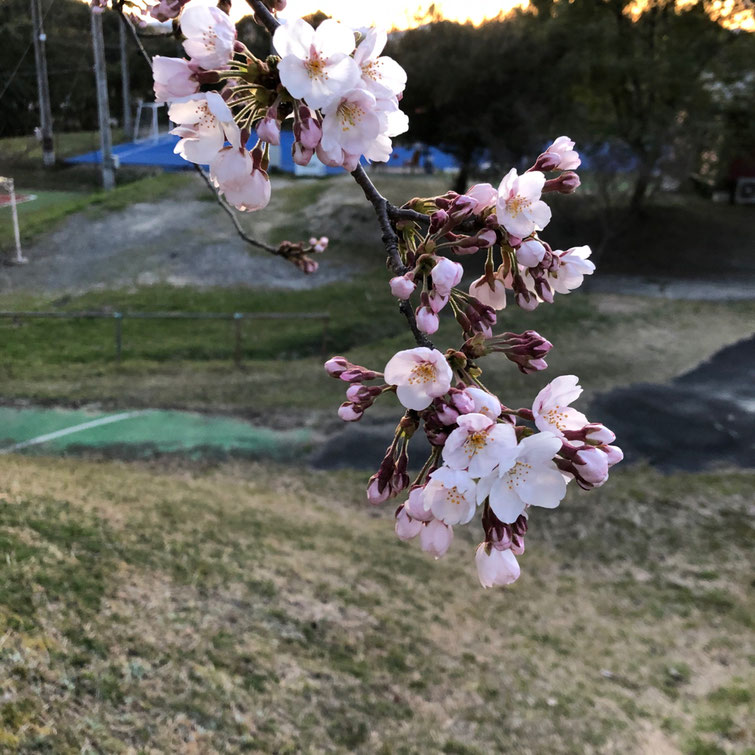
390, 0, 754, 206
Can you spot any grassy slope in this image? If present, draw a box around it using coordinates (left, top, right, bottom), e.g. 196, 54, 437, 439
0, 284, 752, 418
0, 173, 193, 254
0, 456, 751, 753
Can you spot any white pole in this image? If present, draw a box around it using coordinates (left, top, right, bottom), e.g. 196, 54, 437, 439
1, 178, 28, 265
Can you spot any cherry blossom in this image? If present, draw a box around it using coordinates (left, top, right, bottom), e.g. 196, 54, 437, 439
384, 347, 453, 411
181, 4, 236, 70
532, 375, 589, 439
422, 467, 477, 525
320, 88, 381, 159
210, 146, 271, 212
497, 168, 552, 239
551, 246, 596, 294
477, 432, 567, 523
464, 387, 503, 421
469, 275, 507, 310
153, 57, 199, 103
475, 544, 521, 588
169, 92, 238, 165
274, 18, 360, 110
443, 413, 516, 477
353, 28, 407, 98
544, 136, 581, 171
420, 520, 453, 558
466, 183, 498, 213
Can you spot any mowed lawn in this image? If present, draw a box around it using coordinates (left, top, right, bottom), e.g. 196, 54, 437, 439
0, 456, 751, 753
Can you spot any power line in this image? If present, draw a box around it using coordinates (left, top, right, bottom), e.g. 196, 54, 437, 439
0, 0, 60, 104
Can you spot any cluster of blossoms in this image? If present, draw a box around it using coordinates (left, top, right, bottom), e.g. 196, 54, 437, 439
325, 137, 623, 588
148, 4, 407, 213
109, 0, 622, 589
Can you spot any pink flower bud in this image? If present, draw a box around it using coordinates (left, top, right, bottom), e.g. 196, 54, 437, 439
406, 486, 433, 522
420, 520, 453, 558
465, 182, 497, 213
389, 275, 416, 299
395, 505, 423, 541
416, 305, 439, 335
301, 120, 322, 149
544, 172, 581, 194
292, 142, 314, 166
428, 290, 449, 314
532, 151, 562, 172
257, 112, 281, 146
585, 423, 616, 445
435, 401, 459, 426
431, 257, 464, 297
575, 446, 609, 486
367, 475, 391, 504
603, 444, 624, 467
324, 356, 349, 377
475, 544, 520, 588
476, 229, 497, 248
449, 388, 475, 415
314, 236, 328, 253
338, 402, 363, 422
517, 239, 546, 268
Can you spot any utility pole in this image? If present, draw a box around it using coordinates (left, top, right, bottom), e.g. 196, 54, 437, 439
119, 21, 133, 140
29, 0, 55, 167
91, 9, 115, 190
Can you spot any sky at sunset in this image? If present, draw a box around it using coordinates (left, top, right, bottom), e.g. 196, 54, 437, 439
230, 0, 528, 27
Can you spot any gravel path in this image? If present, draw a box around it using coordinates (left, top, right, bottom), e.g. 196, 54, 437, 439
0, 175, 369, 294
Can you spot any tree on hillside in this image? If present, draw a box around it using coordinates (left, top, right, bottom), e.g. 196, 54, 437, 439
391, 1, 753, 208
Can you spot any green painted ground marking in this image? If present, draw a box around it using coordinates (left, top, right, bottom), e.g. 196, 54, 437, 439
0, 407, 311, 459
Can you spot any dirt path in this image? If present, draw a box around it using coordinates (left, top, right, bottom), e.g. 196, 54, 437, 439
0, 174, 370, 294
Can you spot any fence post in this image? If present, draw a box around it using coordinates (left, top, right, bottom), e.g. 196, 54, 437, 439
114, 312, 123, 363
233, 313, 242, 366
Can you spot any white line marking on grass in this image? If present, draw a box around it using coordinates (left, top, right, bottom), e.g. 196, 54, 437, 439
0, 410, 149, 454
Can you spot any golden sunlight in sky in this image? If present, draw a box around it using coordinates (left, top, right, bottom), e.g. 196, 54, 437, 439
231, 0, 528, 28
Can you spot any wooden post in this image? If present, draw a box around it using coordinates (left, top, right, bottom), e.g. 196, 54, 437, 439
30, 0, 55, 167
91, 9, 115, 190
114, 312, 122, 362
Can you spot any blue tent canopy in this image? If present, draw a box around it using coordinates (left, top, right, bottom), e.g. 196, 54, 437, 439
67, 131, 459, 175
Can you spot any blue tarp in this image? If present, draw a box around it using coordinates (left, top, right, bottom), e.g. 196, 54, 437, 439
66, 131, 459, 174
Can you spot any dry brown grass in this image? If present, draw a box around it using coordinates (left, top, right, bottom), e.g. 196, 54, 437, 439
0, 455, 752, 753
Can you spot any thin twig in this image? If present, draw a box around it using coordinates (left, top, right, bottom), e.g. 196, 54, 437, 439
193, 165, 277, 253
387, 206, 431, 225
114, 3, 153, 68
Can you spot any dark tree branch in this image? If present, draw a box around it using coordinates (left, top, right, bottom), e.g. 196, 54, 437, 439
350, 166, 433, 349
247, 0, 281, 33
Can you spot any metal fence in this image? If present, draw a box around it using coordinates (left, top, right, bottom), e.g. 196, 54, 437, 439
0, 310, 331, 364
